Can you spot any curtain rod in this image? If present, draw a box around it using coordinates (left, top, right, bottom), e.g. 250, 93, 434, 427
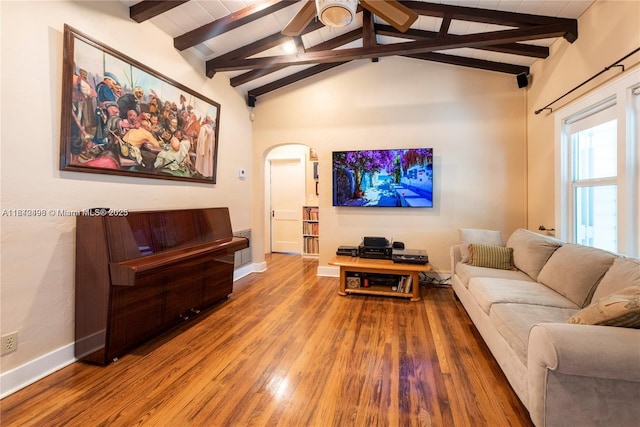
534, 47, 640, 115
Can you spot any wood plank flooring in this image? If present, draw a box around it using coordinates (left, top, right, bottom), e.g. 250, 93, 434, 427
0, 254, 533, 426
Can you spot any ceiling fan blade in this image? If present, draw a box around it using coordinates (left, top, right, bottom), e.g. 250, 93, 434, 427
282, 1, 317, 36
360, 0, 418, 33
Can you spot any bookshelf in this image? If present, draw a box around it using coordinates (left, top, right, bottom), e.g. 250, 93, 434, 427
302, 206, 319, 257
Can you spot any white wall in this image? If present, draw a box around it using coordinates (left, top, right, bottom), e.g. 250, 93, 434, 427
527, 0, 640, 231
251, 57, 528, 272
0, 0, 253, 390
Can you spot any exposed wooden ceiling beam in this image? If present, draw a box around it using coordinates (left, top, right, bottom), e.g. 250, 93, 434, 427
375, 25, 549, 58
362, 9, 378, 63
206, 33, 290, 78
404, 52, 529, 75
438, 14, 452, 38
363, 9, 376, 48
205, 20, 325, 78
173, 0, 577, 50
246, 49, 530, 102
129, 0, 189, 23
174, 0, 301, 51
130, 0, 578, 97
248, 62, 350, 98
208, 23, 572, 72
230, 29, 362, 87
248, 51, 529, 101
403, 0, 578, 41
293, 36, 306, 53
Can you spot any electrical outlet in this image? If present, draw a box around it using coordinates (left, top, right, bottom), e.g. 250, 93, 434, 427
1, 332, 18, 355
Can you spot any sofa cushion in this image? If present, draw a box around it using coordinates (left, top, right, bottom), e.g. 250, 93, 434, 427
591, 257, 640, 301
569, 286, 640, 328
459, 228, 503, 263
468, 244, 513, 270
469, 277, 579, 315
506, 228, 562, 281
455, 262, 533, 288
490, 303, 579, 365
537, 244, 617, 307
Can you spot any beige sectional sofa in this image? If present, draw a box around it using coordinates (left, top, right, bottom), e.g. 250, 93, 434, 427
450, 228, 640, 427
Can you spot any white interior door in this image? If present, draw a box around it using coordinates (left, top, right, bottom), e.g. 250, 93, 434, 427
270, 158, 304, 253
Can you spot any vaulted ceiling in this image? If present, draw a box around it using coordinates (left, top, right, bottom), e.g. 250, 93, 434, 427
122, 0, 594, 104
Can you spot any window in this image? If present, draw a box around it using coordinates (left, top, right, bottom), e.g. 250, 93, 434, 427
556, 70, 639, 256
570, 104, 618, 251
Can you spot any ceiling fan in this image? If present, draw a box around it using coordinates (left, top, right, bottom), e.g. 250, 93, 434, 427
282, 0, 419, 36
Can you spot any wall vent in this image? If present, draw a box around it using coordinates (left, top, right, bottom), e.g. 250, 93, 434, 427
233, 229, 252, 268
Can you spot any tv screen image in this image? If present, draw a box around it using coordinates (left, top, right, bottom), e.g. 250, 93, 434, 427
332, 148, 433, 207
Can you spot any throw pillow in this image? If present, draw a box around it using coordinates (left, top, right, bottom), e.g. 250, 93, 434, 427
468, 244, 514, 270
505, 228, 562, 281
459, 228, 504, 263
537, 244, 617, 308
591, 257, 640, 302
568, 286, 640, 328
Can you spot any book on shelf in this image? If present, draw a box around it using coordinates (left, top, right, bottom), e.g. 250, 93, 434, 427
304, 236, 319, 254
303, 222, 319, 235
397, 275, 412, 293
303, 207, 319, 221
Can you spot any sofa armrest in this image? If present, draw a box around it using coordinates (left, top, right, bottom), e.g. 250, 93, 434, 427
529, 323, 640, 380
528, 323, 640, 427
450, 244, 463, 275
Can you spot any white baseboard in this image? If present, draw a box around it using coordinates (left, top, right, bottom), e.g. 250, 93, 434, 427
317, 265, 339, 277
1, 264, 268, 399
234, 261, 267, 280
0, 343, 76, 399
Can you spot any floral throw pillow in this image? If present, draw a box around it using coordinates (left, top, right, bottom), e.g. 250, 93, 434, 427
568, 286, 640, 328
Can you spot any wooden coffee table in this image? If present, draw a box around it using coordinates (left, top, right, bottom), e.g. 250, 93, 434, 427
329, 255, 431, 302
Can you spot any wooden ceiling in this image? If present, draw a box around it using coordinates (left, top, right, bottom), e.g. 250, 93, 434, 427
125, 1, 593, 104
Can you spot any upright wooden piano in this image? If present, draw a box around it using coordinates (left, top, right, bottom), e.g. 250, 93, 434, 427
74, 207, 249, 364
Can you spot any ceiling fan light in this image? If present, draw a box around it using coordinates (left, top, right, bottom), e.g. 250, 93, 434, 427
316, 0, 357, 28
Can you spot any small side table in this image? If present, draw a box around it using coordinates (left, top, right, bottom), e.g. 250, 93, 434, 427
329, 255, 431, 302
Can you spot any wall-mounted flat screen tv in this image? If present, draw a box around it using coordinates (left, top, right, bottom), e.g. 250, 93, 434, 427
332, 148, 433, 207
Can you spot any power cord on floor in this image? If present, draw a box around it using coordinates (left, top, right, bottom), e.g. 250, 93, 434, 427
419, 272, 451, 288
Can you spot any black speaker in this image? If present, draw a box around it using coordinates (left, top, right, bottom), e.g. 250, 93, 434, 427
517, 72, 529, 89
363, 236, 388, 247
392, 241, 405, 250
248, 95, 256, 107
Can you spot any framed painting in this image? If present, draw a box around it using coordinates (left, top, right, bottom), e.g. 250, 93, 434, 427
60, 25, 221, 184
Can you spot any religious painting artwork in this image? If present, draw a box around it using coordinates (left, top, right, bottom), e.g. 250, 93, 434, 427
60, 25, 221, 184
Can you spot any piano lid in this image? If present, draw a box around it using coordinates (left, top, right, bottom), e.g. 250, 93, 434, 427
102, 208, 235, 262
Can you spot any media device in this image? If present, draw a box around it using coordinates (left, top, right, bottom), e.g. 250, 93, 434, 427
359, 243, 393, 259
392, 248, 429, 265
392, 241, 405, 250
332, 148, 433, 207
336, 246, 359, 257
363, 236, 389, 247
365, 274, 400, 287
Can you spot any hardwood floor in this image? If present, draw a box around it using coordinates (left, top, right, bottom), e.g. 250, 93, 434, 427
0, 254, 533, 426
